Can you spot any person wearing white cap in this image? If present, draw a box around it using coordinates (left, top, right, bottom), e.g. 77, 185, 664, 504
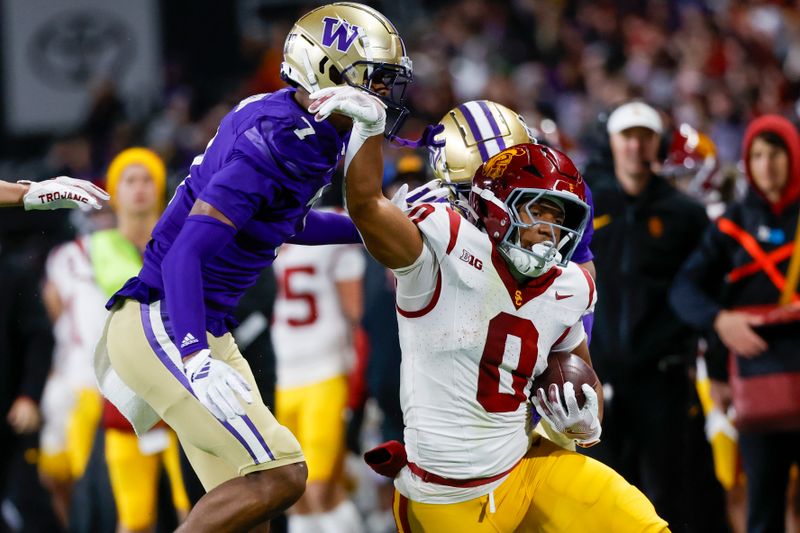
584, 101, 726, 529
606, 101, 664, 197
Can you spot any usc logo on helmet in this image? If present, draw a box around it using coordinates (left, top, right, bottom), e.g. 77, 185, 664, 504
484, 147, 527, 180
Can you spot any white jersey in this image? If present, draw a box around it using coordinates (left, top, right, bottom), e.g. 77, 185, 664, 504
272, 242, 366, 388
40, 236, 108, 453
45, 236, 108, 389
392, 204, 596, 504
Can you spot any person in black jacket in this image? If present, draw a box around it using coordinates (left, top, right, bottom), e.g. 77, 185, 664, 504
586, 101, 717, 530
670, 114, 800, 533
0, 250, 54, 530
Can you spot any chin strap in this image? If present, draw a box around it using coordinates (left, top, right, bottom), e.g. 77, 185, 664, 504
391, 124, 445, 148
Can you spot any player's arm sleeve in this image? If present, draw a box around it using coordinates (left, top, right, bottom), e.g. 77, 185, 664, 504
406, 204, 461, 258
289, 210, 362, 245
391, 242, 439, 313
161, 215, 237, 358
669, 221, 731, 330
390, 204, 456, 314
552, 321, 587, 353
12, 267, 54, 402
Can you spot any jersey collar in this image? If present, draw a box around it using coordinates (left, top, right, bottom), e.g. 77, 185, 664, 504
491, 247, 561, 309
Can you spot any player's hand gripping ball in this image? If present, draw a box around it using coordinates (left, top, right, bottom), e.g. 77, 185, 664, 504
532, 352, 603, 447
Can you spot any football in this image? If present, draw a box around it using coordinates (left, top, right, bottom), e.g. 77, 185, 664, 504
532, 352, 603, 418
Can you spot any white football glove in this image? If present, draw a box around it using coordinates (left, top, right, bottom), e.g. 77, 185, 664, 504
20, 176, 110, 211
183, 349, 253, 421
532, 382, 601, 447
308, 86, 387, 174
308, 86, 386, 135
390, 179, 451, 212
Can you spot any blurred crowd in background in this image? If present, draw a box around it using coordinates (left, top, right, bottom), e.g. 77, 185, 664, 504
4, 0, 800, 197
1, 0, 800, 532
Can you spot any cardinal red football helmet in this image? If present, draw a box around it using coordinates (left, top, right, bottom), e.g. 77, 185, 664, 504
469, 143, 589, 275
662, 123, 721, 198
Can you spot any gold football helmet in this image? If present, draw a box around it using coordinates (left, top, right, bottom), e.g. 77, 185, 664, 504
281, 2, 412, 137
429, 100, 536, 212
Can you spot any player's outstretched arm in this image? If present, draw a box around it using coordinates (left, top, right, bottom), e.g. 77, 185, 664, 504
160, 199, 253, 421
2, 176, 109, 210
0, 181, 29, 207
288, 209, 361, 245
309, 87, 422, 269
345, 136, 423, 269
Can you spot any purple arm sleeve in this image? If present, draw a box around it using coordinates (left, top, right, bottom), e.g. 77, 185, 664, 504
288, 209, 362, 245
582, 312, 594, 345
161, 215, 237, 358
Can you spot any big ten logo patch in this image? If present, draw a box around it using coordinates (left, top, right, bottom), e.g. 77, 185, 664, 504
459, 249, 483, 271
483, 147, 526, 179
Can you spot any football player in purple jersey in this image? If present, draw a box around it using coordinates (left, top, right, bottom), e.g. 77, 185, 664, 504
95, 4, 412, 532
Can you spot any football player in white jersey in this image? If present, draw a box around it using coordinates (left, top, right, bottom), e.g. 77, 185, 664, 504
39, 234, 109, 527
306, 87, 668, 531
428, 100, 596, 281
272, 238, 366, 533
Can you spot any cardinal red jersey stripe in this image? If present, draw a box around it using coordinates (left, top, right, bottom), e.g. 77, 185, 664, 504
445, 207, 461, 255
579, 266, 595, 311
408, 203, 435, 225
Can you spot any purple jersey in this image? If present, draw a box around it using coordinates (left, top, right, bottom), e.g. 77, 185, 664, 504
112, 88, 347, 335
571, 182, 594, 264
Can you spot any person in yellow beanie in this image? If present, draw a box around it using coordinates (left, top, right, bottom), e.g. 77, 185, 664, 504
104, 147, 168, 214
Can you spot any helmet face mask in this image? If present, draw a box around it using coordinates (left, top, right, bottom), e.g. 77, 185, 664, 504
502, 189, 588, 272
342, 59, 412, 138
281, 2, 413, 138
470, 144, 589, 277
